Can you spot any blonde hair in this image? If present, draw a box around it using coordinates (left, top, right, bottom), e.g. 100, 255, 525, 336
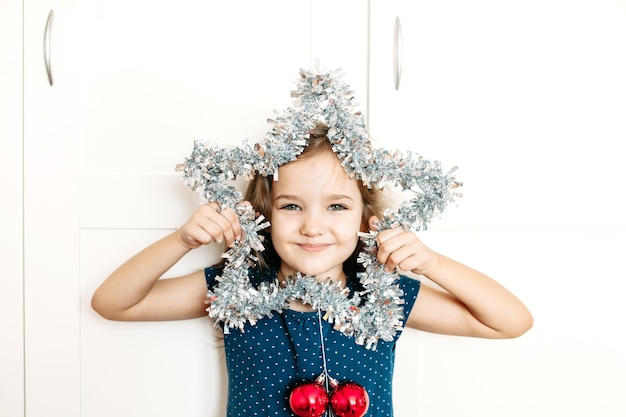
244, 124, 387, 270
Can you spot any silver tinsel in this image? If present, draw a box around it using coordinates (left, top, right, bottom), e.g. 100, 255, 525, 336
179, 68, 462, 350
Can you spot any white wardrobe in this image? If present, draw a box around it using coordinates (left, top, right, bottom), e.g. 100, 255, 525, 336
3, 1, 626, 416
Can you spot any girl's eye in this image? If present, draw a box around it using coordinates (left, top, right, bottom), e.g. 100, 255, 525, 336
329, 204, 347, 211
280, 204, 301, 211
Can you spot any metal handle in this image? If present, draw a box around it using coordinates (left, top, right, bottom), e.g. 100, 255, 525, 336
393, 16, 403, 91
44, 10, 54, 86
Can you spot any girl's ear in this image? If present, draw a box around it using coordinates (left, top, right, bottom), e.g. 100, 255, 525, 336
367, 216, 380, 231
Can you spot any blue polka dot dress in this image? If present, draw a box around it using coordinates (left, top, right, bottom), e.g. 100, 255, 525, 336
205, 267, 420, 417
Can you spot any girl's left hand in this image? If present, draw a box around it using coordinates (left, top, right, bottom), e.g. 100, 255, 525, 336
369, 216, 437, 275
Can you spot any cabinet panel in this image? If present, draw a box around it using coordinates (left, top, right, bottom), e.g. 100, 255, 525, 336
81, 0, 313, 174
407, 231, 626, 417
311, 0, 368, 105
80, 173, 207, 229
23, 1, 82, 416
369, 0, 626, 232
80, 228, 224, 417
0, 1, 24, 416
79, 174, 226, 416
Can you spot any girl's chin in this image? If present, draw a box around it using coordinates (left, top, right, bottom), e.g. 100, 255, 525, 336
281, 265, 340, 279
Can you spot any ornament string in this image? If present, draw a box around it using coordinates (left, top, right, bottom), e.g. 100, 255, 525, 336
317, 309, 331, 394
288, 309, 368, 417
318, 309, 333, 417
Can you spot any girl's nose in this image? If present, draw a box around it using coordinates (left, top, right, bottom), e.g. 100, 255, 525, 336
300, 211, 324, 236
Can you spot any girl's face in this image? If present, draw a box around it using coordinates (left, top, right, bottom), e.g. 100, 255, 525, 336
270, 151, 364, 283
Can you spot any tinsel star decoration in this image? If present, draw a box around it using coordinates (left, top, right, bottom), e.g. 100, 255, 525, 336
177, 68, 462, 350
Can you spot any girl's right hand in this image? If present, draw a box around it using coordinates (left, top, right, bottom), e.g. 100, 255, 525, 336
178, 202, 243, 250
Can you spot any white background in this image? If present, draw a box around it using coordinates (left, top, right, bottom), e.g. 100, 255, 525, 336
2, 1, 625, 416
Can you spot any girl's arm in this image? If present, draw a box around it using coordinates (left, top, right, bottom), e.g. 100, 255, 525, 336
91, 203, 242, 322
373, 220, 533, 339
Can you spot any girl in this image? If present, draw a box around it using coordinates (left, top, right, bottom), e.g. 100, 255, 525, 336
91, 130, 533, 416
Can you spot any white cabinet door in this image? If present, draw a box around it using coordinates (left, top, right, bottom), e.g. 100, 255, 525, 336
369, 0, 626, 232
23, 1, 82, 416
78, 2, 312, 417
311, 0, 369, 105
0, 1, 24, 416
370, 2, 626, 417
20, 1, 366, 415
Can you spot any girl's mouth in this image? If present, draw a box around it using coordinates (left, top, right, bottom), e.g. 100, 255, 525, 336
297, 243, 332, 253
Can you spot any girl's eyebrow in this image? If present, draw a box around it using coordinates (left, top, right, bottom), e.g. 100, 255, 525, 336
327, 194, 355, 201
273, 194, 299, 201
274, 193, 355, 201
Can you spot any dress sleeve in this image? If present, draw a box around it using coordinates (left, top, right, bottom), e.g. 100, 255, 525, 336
204, 267, 220, 290
398, 275, 421, 325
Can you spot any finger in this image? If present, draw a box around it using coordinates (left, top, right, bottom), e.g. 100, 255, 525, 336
219, 206, 243, 246
385, 244, 418, 272
192, 203, 234, 245
376, 229, 413, 271
207, 208, 240, 246
181, 220, 216, 248
376, 227, 404, 245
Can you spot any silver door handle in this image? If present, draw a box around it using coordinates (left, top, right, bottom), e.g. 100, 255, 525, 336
44, 9, 54, 86
393, 16, 403, 91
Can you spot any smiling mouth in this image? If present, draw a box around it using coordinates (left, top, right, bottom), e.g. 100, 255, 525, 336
297, 243, 332, 253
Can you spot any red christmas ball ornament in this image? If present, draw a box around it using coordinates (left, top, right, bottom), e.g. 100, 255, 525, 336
329, 382, 370, 417
288, 381, 329, 417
